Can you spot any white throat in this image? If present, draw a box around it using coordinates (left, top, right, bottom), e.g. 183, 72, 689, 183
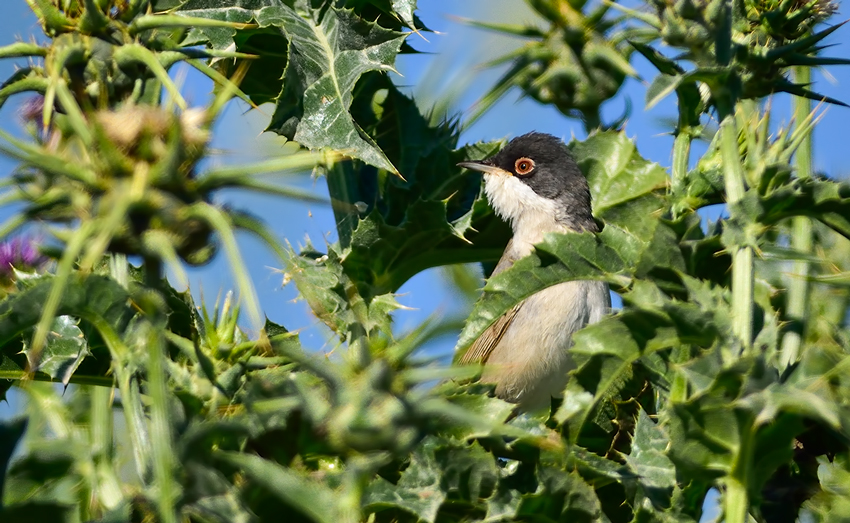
484, 174, 566, 255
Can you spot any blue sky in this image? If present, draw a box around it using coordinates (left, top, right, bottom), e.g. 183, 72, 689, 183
0, 0, 849, 421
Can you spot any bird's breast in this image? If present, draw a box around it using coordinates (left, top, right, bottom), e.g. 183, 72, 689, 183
481, 279, 610, 410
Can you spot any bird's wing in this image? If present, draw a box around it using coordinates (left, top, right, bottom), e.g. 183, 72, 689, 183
459, 303, 521, 364
459, 241, 522, 365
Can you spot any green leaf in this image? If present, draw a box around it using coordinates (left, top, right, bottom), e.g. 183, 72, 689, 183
570, 130, 669, 220
364, 439, 447, 522
631, 42, 685, 77
516, 468, 604, 522
0, 274, 135, 379
555, 276, 730, 452
284, 245, 401, 339
208, 25, 292, 106
216, 451, 339, 523
294, 76, 511, 301
802, 455, 850, 521
265, 6, 406, 172
173, 0, 269, 50
745, 178, 850, 239
390, 0, 417, 29
646, 73, 681, 109
772, 79, 848, 108
0, 417, 27, 506
22, 316, 89, 385
626, 409, 677, 510
174, 1, 293, 106
665, 369, 747, 482
343, 195, 507, 297
335, 78, 508, 294
665, 353, 834, 504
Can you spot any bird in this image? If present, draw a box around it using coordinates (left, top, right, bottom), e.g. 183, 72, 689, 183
456, 131, 611, 412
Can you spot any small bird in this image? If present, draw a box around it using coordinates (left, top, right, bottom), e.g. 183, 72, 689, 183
457, 132, 610, 412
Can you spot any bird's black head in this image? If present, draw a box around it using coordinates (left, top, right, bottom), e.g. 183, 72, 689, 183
458, 132, 596, 231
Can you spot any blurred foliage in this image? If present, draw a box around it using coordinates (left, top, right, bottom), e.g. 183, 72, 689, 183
463, 0, 654, 131
0, 0, 848, 523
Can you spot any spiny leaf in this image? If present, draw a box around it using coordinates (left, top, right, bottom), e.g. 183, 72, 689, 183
0, 274, 135, 354
284, 245, 402, 339
364, 439, 447, 523
626, 409, 677, 510
216, 451, 340, 523
390, 0, 418, 29
774, 79, 849, 107
22, 316, 89, 385
646, 73, 682, 109
172, 0, 270, 50
569, 130, 668, 230
264, 6, 406, 173
515, 468, 604, 521
307, 79, 509, 296
731, 178, 850, 239
630, 42, 685, 76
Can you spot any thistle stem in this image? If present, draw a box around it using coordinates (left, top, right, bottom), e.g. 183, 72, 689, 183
718, 107, 754, 349
103, 254, 151, 481
669, 346, 690, 402
671, 126, 693, 218
90, 385, 123, 512
138, 256, 180, 522
0, 370, 114, 386
672, 130, 691, 197
724, 426, 755, 523
779, 66, 814, 370
147, 326, 179, 523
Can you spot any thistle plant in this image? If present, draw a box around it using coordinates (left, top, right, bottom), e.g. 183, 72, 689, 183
465, 0, 655, 131
0, 1, 849, 523
0, 236, 46, 276
0, 1, 332, 368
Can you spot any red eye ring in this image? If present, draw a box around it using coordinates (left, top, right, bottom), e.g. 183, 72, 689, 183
514, 157, 534, 176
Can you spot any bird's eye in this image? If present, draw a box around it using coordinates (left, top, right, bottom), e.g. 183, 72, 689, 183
514, 157, 535, 176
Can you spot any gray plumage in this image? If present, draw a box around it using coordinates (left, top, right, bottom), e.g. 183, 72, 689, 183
458, 132, 611, 411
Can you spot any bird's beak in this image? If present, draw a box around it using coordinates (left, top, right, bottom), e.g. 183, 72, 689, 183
457, 160, 511, 176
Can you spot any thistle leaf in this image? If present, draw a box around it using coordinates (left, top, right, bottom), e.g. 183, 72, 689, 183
264, 7, 406, 173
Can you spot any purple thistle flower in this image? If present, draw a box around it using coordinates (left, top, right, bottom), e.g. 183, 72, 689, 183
0, 236, 46, 278
18, 96, 44, 124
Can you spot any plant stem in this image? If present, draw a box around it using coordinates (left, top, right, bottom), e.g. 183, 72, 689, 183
779, 66, 814, 370
90, 385, 123, 512
670, 108, 696, 394
724, 477, 749, 523
724, 427, 755, 523
718, 107, 754, 349
671, 127, 692, 218
669, 346, 690, 402
147, 326, 179, 523
103, 255, 151, 480
0, 370, 115, 386
141, 255, 179, 522
672, 131, 691, 195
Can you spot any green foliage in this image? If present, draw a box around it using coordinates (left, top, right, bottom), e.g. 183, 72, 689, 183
463, 0, 652, 130
0, 0, 849, 522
